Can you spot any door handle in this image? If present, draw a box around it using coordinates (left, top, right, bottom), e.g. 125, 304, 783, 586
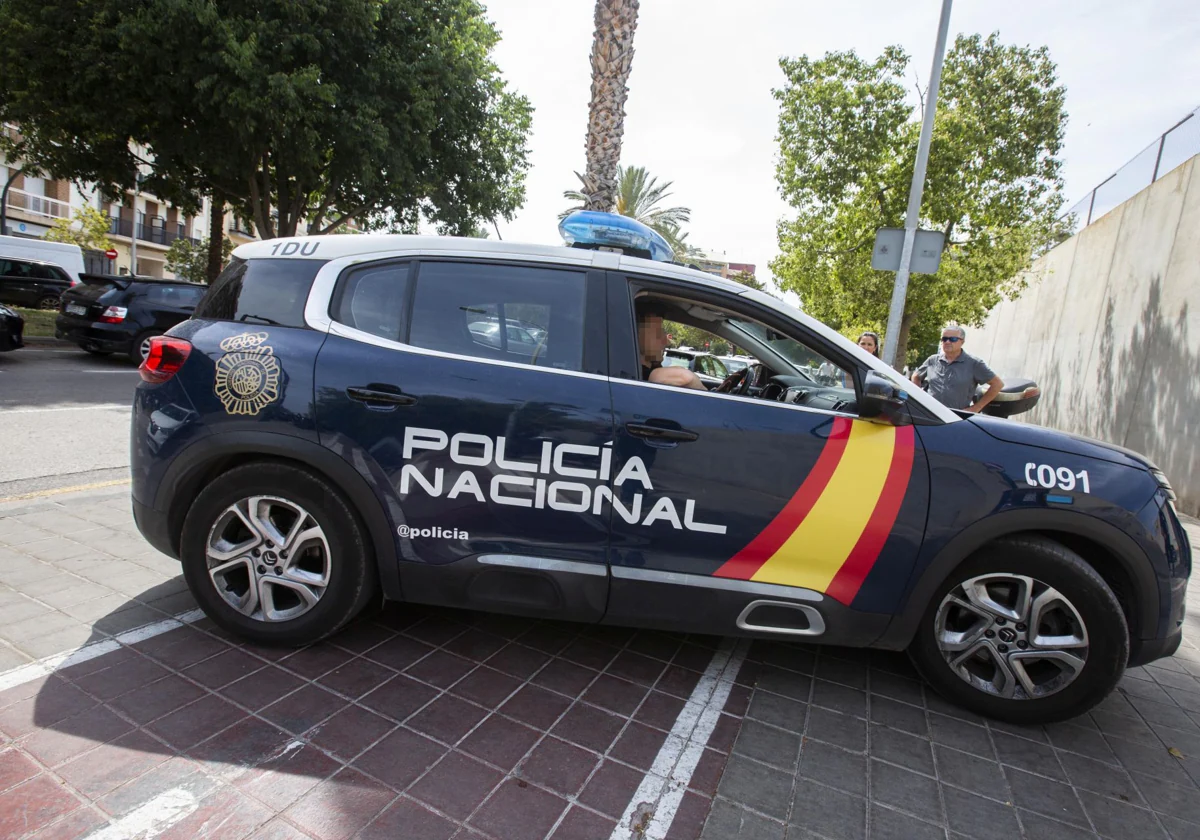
625, 421, 699, 443
346, 385, 417, 408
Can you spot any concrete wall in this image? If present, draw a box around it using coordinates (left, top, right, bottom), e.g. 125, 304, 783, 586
972, 156, 1200, 515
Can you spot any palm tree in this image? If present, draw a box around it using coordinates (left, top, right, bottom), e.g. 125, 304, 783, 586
579, 0, 641, 211
562, 165, 694, 254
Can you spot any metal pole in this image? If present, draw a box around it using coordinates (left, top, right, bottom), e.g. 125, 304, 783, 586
882, 0, 954, 368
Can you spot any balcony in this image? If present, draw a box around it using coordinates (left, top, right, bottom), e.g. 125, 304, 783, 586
108, 216, 200, 246
5, 188, 71, 221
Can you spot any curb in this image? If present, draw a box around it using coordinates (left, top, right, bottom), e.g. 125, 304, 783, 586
21, 335, 73, 346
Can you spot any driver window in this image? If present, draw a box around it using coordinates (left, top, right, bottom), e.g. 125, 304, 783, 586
634, 291, 857, 414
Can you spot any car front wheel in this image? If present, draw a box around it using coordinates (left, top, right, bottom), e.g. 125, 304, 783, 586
909, 535, 1129, 724
180, 462, 377, 646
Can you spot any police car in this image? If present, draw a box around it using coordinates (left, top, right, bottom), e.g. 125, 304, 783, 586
131, 212, 1190, 724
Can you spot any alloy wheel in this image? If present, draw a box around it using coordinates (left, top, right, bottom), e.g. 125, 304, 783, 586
205, 495, 331, 622
934, 573, 1088, 700
139, 335, 154, 361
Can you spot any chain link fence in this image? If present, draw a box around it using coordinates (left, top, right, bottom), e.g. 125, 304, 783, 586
1062, 106, 1200, 235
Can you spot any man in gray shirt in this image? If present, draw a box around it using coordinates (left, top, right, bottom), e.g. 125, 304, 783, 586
911, 325, 1004, 412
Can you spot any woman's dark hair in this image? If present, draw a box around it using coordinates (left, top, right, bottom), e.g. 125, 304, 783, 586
857, 331, 881, 357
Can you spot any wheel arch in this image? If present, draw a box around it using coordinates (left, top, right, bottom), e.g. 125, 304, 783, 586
878, 509, 1159, 650
157, 431, 402, 600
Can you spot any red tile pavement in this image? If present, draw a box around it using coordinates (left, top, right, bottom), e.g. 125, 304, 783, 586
0, 604, 748, 839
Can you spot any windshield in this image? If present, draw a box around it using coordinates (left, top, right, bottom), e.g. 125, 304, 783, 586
722, 358, 748, 373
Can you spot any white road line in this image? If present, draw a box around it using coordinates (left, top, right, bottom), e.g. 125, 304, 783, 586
1, 404, 130, 415
610, 638, 750, 840
0, 609, 205, 692
83, 787, 198, 840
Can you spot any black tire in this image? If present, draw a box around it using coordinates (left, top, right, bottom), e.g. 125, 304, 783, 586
909, 535, 1128, 724
180, 462, 378, 646
38, 295, 61, 310
131, 330, 157, 364
80, 345, 113, 357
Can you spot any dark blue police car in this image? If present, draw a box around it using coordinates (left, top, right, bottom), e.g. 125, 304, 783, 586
130, 213, 1190, 724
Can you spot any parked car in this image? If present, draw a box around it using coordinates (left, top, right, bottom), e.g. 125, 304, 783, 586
662, 347, 728, 388
0, 234, 86, 285
0, 303, 23, 352
131, 214, 1189, 725
56, 275, 206, 362
0, 256, 74, 309
718, 354, 753, 375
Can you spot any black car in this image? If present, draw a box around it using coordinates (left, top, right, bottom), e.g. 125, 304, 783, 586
0, 303, 23, 351
56, 275, 207, 362
0, 256, 74, 310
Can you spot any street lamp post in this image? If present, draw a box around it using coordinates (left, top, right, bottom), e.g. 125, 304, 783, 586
882, 0, 954, 368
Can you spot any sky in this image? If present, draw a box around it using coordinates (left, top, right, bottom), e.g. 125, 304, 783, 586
481, 0, 1200, 288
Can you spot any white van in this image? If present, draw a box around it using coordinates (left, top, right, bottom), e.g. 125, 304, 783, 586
0, 235, 86, 285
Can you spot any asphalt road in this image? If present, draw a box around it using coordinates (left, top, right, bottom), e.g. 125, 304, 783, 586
0, 343, 141, 498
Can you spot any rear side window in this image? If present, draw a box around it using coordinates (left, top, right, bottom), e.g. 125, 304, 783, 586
329, 262, 411, 342
408, 261, 585, 371
146, 285, 206, 307
195, 257, 324, 328
0, 259, 32, 277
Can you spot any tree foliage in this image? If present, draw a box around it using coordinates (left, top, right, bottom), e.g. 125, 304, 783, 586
0, 0, 533, 240
728, 270, 765, 292
166, 236, 233, 284
44, 206, 114, 252
770, 34, 1069, 363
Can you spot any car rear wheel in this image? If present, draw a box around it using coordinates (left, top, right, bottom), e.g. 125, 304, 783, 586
909, 535, 1128, 724
180, 462, 377, 646
37, 294, 61, 310
132, 330, 157, 364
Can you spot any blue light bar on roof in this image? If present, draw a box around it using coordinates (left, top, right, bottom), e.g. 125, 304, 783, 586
558, 210, 675, 262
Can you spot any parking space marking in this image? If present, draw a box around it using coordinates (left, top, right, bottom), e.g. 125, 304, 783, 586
611, 637, 750, 840
0, 477, 131, 503
83, 787, 198, 840
0, 608, 204, 692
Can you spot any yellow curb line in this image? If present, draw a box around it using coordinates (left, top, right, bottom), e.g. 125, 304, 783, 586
0, 478, 130, 504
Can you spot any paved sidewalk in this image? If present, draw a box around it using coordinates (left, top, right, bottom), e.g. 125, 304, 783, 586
0, 486, 196, 668
708, 521, 1200, 840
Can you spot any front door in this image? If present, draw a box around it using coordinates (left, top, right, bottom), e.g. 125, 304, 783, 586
603, 274, 929, 640
314, 257, 614, 621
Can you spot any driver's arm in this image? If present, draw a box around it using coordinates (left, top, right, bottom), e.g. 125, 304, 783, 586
649, 366, 707, 390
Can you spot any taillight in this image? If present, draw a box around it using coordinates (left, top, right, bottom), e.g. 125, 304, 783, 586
140, 337, 192, 383
99, 306, 128, 324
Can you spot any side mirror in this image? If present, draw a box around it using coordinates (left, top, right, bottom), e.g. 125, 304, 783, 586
859, 370, 910, 424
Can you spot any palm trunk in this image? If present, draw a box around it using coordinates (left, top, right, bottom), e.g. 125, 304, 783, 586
581, 0, 640, 212
206, 191, 225, 283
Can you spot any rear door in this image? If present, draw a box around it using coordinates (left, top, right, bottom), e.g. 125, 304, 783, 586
313, 257, 615, 621
603, 272, 930, 641
142, 283, 206, 334
0, 259, 37, 306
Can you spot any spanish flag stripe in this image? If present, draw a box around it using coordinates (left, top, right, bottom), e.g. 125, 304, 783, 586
824, 424, 916, 605
712, 416, 853, 580
749, 422, 897, 590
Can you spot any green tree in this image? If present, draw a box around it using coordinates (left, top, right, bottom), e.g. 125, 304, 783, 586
771, 34, 1069, 364
0, 0, 533, 271
166, 236, 233, 284
728, 270, 765, 291
578, 0, 641, 212
44, 205, 114, 252
562, 164, 692, 254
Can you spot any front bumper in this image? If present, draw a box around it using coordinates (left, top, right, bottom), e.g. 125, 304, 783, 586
1129, 627, 1183, 667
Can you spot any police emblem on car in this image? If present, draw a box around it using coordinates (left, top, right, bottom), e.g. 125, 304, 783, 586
213, 331, 281, 415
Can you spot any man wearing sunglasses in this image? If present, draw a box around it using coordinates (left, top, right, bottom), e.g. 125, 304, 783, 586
911, 325, 1004, 413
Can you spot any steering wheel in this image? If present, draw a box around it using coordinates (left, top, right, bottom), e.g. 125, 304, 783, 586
717, 364, 760, 396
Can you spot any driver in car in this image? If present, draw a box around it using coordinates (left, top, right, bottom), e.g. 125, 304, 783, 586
637, 302, 707, 390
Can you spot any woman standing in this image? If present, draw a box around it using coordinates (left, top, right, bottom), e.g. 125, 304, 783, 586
857, 331, 881, 358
